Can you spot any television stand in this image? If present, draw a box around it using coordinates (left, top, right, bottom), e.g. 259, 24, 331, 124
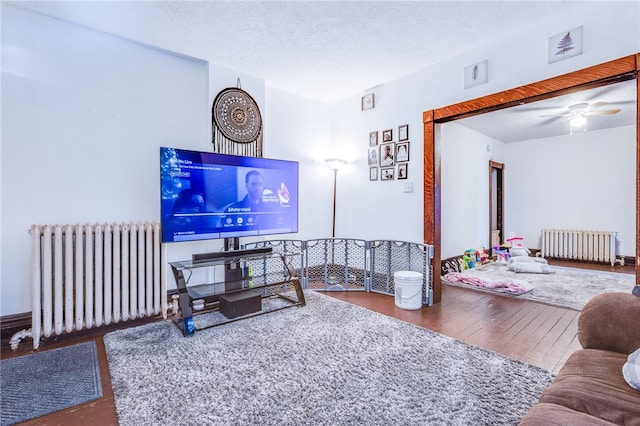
169, 251, 305, 336
191, 247, 273, 262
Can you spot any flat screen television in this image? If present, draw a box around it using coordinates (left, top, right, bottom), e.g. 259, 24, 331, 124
160, 147, 299, 243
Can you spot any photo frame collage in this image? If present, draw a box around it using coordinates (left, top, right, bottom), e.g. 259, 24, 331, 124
368, 124, 409, 181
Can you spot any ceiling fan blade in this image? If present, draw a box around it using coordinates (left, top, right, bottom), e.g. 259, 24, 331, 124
610, 100, 636, 106
539, 113, 572, 118
538, 117, 562, 125
567, 102, 589, 111
585, 109, 621, 116
584, 101, 609, 111
583, 82, 625, 101
538, 117, 557, 125
538, 115, 572, 125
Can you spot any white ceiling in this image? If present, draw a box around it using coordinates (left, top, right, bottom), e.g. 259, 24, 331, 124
456, 79, 637, 143
14, 0, 591, 104
11, 1, 637, 142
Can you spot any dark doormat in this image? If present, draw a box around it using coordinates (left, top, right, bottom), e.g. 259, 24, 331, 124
1, 340, 102, 426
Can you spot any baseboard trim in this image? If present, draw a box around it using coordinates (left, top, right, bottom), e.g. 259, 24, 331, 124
0, 311, 31, 341
621, 256, 636, 266
1, 291, 180, 345
1, 312, 162, 354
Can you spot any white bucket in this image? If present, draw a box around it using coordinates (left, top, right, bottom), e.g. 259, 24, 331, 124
394, 271, 423, 310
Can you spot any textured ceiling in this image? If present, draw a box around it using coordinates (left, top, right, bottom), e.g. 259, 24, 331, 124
456, 79, 637, 143
11, 1, 637, 142
13, 0, 588, 104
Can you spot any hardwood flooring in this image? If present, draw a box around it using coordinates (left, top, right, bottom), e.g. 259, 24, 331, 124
2, 260, 634, 425
325, 284, 581, 374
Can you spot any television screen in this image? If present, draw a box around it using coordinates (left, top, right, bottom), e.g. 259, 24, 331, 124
160, 147, 299, 243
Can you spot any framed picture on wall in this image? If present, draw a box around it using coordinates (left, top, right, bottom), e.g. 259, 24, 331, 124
369, 167, 378, 181
367, 147, 378, 166
464, 60, 488, 88
398, 124, 409, 141
397, 163, 408, 180
396, 142, 409, 162
369, 130, 378, 146
379, 142, 395, 167
548, 26, 583, 64
362, 93, 375, 111
382, 129, 393, 142
380, 167, 395, 181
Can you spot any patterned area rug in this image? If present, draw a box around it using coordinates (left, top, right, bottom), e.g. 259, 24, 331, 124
0, 341, 102, 426
105, 291, 553, 426
443, 262, 635, 311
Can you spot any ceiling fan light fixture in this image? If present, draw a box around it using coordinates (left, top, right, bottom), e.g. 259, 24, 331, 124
570, 113, 587, 128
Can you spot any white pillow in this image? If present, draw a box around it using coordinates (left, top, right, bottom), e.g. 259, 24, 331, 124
509, 247, 530, 257
508, 256, 548, 264
508, 262, 551, 274
623, 348, 640, 391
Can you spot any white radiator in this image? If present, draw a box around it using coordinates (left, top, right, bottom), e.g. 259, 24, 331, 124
540, 229, 618, 266
13, 222, 166, 350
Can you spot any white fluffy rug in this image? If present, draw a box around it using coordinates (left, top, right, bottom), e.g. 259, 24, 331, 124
443, 262, 635, 310
104, 291, 554, 425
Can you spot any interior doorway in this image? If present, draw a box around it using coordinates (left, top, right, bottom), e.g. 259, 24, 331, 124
422, 54, 639, 304
489, 161, 504, 252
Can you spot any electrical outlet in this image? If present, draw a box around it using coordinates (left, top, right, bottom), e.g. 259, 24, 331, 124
402, 180, 413, 193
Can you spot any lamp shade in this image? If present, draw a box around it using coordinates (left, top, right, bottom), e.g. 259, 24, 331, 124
325, 158, 347, 171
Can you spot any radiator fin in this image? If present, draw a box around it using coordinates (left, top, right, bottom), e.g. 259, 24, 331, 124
29, 222, 165, 350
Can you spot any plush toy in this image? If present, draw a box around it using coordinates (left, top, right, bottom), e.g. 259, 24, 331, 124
508, 262, 551, 274
461, 255, 470, 270
507, 233, 526, 249
505, 233, 530, 257
510, 246, 531, 257
476, 248, 489, 264
464, 249, 476, 268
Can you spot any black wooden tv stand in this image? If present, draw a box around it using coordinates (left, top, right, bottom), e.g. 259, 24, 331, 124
169, 250, 305, 336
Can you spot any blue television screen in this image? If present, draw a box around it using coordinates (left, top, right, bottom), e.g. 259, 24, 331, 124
160, 147, 299, 243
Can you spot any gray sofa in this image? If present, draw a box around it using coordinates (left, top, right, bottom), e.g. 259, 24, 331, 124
519, 291, 640, 425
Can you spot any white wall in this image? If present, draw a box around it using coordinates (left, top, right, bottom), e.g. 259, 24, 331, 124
0, 5, 264, 315
328, 78, 426, 242
329, 1, 639, 251
438, 122, 635, 260
504, 125, 636, 256
264, 88, 333, 241
1, 2, 638, 316
440, 123, 506, 259
165, 58, 268, 264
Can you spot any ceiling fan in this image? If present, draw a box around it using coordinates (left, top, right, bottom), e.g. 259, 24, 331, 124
540, 101, 620, 121
538, 101, 623, 133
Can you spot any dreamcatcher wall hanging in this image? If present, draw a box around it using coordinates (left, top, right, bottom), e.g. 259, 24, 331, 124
211, 81, 263, 157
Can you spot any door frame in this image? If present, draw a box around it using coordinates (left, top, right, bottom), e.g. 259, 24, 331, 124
489, 160, 504, 251
423, 53, 640, 304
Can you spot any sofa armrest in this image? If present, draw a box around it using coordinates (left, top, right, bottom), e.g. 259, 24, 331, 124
578, 291, 640, 355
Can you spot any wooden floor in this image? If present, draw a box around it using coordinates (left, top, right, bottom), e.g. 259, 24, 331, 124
2, 260, 634, 425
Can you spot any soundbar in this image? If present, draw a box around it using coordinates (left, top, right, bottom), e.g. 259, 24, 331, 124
192, 247, 273, 262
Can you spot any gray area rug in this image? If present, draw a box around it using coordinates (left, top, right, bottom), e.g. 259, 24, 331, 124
443, 262, 635, 311
104, 291, 554, 426
0, 341, 102, 426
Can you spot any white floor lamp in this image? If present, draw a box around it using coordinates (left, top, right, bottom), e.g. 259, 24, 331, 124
325, 158, 347, 288
325, 158, 347, 238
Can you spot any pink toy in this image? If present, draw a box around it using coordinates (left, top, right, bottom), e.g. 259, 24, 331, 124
493, 245, 510, 262
507, 233, 525, 248
476, 248, 489, 264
